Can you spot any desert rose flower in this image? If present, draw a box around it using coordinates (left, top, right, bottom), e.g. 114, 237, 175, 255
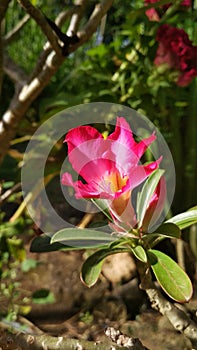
144, 0, 191, 21
154, 24, 197, 86
62, 117, 162, 228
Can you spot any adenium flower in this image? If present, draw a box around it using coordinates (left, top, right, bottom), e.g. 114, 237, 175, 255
144, 0, 191, 21
154, 24, 197, 86
62, 117, 164, 232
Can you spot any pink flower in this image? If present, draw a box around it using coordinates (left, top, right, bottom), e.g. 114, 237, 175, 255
144, 0, 191, 21
62, 117, 161, 227
154, 24, 197, 86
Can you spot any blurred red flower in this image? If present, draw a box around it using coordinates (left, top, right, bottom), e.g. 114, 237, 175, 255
154, 24, 197, 86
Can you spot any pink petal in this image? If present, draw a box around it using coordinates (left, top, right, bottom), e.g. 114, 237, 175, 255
133, 132, 156, 159
61, 172, 115, 199
109, 118, 156, 171
64, 125, 103, 153
66, 138, 110, 180
129, 157, 162, 189
108, 117, 136, 151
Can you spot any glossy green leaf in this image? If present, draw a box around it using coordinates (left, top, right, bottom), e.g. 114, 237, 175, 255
148, 249, 193, 303
166, 209, 197, 230
131, 245, 147, 262
30, 230, 117, 253
142, 223, 181, 247
136, 169, 165, 228
51, 228, 118, 249
155, 222, 181, 238
81, 247, 130, 287
30, 234, 76, 252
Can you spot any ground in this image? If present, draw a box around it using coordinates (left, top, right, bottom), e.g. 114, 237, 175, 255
12, 244, 194, 350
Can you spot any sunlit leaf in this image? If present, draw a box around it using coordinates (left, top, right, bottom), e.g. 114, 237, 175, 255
166, 209, 197, 230
81, 247, 130, 287
30, 231, 117, 253
51, 228, 118, 249
148, 249, 193, 303
131, 245, 147, 262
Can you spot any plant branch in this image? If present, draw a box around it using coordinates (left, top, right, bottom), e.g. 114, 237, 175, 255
138, 263, 197, 348
4, 13, 30, 45
28, 6, 80, 81
66, 0, 87, 36
105, 327, 150, 350
55, 6, 80, 28
0, 327, 146, 350
0, 0, 114, 163
69, 0, 114, 51
0, 182, 21, 205
17, 0, 62, 55
3, 52, 28, 86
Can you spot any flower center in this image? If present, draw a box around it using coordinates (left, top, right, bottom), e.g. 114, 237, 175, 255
105, 172, 128, 193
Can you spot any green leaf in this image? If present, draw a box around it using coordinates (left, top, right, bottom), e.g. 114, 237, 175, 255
142, 223, 181, 247
32, 289, 55, 304
30, 234, 73, 253
166, 209, 197, 230
142, 223, 181, 248
50, 228, 118, 249
136, 169, 165, 228
131, 245, 147, 262
148, 249, 193, 303
7, 238, 26, 262
21, 258, 38, 272
155, 223, 181, 238
81, 247, 130, 287
30, 230, 117, 253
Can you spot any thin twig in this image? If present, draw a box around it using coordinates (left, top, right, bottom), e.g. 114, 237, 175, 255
4, 13, 30, 45
3, 52, 28, 86
77, 213, 95, 228
28, 5, 82, 81
68, 0, 114, 52
0, 182, 21, 205
66, 0, 87, 36
55, 7, 79, 27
